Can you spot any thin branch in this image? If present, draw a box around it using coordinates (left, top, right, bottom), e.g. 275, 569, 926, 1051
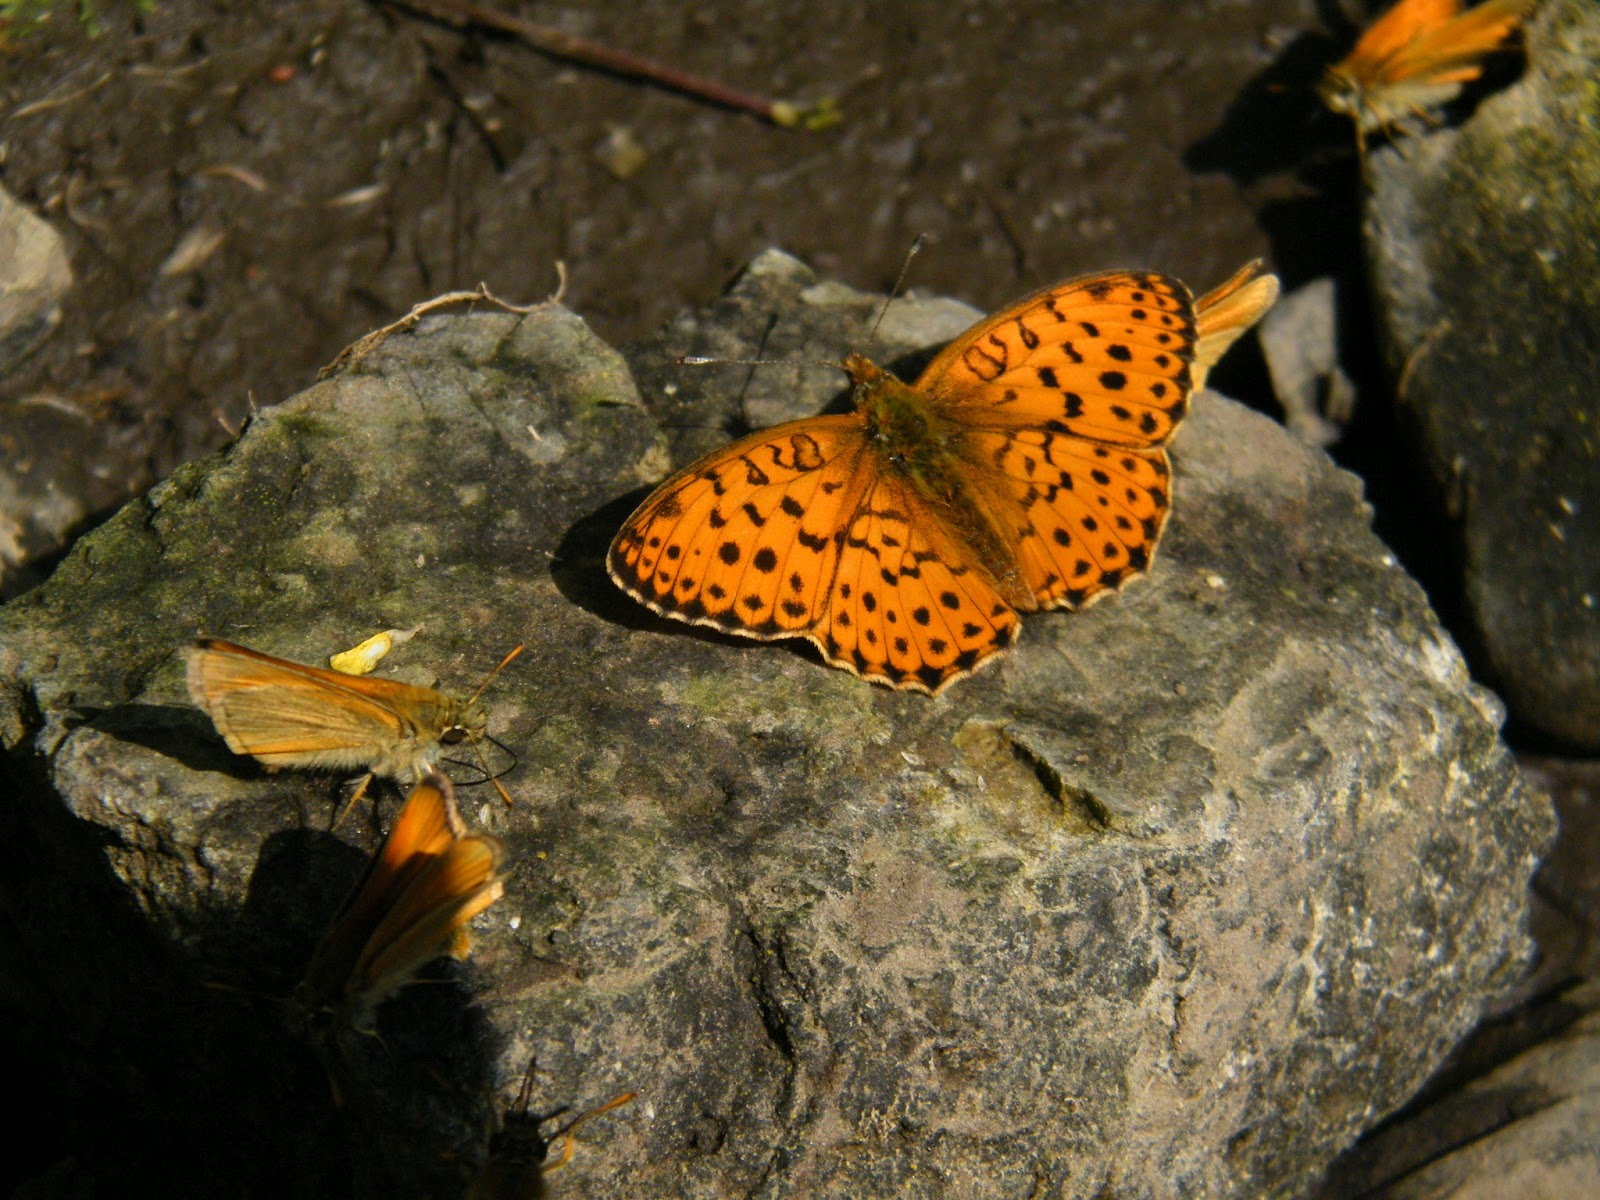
319, 267, 567, 378
387, 0, 840, 129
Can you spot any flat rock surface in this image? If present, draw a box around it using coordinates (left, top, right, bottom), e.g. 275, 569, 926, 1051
0, 252, 1554, 1198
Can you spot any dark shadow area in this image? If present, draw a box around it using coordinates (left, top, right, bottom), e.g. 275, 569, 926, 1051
1183, 29, 1349, 186
550, 491, 667, 628
0, 748, 503, 1198
1310, 980, 1594, 1199
553, 490, 822, 673
1202, 330, 1278, 421
71, 701, 249, 776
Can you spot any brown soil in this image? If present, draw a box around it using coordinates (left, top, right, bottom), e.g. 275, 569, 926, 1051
0, 0, 1357, 596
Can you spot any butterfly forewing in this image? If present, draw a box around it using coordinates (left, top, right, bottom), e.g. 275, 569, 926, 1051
354, 836, 504, 1004
1390, 0, 1535, 84
318, 771, 463, 965
609, 416, 867, 636
184, 638, 456, 776
297, 774, 503, 1029
917, 272, 1197, 451
915, 273, 1197, 615
1351, 0, 1462, 72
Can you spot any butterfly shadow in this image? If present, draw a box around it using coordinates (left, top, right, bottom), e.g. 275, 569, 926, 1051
1, 758, 353, 1193
1183, 26, 1351, 186
199, 826, 507, 1196
69, 701, 257, 776
551, 491, 784, 653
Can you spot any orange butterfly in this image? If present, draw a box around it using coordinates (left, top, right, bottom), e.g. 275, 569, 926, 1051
1319, 0, 1537, 168
609, 262, 1275, 693
292, 771, 505, 1037
185, 638, 520, 811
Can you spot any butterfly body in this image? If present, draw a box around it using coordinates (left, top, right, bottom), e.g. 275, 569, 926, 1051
847, 352, 1038, 608
185, 638, 487, 782
610, 270, 1217, 693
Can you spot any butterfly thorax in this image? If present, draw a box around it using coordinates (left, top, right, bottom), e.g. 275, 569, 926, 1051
845, 352, 1035, 608
846, 354, 964, 496
370, 691, 486, 780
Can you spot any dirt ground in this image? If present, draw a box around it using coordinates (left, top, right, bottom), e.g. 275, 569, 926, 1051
11, 1, 1589, 1195
0, 0, 1369, 596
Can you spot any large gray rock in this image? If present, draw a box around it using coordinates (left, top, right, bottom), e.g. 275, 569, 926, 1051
0, 251, 1553, 1198
1362, 0, 1600, 750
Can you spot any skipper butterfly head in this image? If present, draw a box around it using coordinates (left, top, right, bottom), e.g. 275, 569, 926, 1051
439, 696, 490, 748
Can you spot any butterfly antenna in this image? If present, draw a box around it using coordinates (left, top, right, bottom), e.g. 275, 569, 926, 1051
469, 733, 518, 809
511, 1056, 540, 1117
864, 233, 929, 351
545, 1091, 638, 1173
465, 644, 525, 708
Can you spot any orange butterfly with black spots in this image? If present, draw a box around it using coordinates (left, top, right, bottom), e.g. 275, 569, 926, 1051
609, 261, 1276, 693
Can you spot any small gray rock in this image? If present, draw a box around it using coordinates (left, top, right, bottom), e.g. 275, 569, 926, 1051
1362, 0, 1600, 749
1258, 277, 1356, 449
0, 181, 71, 373
0, 183, 77, 592
0, 251, 1554, 1198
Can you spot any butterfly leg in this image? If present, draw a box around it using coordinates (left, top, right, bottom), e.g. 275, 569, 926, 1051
1406, 102, 1444, 130
328, 771, 376, 832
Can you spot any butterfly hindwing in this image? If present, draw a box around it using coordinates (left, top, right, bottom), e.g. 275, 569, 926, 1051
819, 472, 1019, 693
1192, 260, 1280, 390
963, 427, 1173, 609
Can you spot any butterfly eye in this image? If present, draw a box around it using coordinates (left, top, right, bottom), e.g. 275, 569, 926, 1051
440, 727, 466, 746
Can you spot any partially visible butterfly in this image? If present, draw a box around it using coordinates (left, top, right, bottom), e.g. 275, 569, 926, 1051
1192, 260, 1281, 391
185, 637, 521, 813
291, 771, 505, 1039
469, 1060, 635, 1200
1319, 0, 1538, 171
608, 261, 1276, 694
